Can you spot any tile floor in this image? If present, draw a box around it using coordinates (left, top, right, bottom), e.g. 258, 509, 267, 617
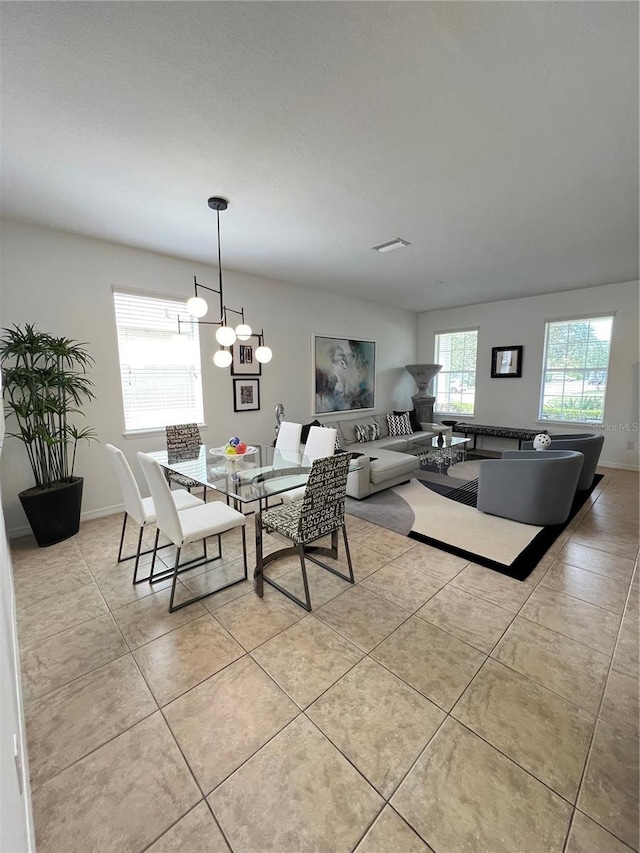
10, 468, 639, 853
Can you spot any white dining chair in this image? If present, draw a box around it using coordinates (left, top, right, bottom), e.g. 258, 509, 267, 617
276, 421, 303, 453
137, 452, 248, 612
276, 425, 338, 504
106, 444, 204, 583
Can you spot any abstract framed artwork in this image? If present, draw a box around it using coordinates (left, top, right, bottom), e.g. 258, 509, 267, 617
491, 345, 523, 378
313, 335, 376, 414
231, 334, 262, 376
233, 378, 260, 412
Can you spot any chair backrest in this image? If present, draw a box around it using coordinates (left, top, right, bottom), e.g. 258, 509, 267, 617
106, 444, 148, 526
137, 452, 184, 547
305, 426, 337, 460
166, 423, 201, 452
297, 453, 350, 544
276, 421, 303, 453
520, 433, 604, 489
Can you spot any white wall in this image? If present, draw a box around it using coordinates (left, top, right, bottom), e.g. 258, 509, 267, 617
418, 280, 640, 468
0, 220, 418, 536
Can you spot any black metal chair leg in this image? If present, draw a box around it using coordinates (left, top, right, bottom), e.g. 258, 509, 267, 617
241, 526, 248, 578
131, 526, 145, 583
117, 513, 128, 562
341, 525, 355, 583
169, 547, 182, 612
298, 544, 312, 612
148, 528, 160, 581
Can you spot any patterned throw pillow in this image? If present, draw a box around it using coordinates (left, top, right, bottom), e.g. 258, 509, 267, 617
387, 412, 413, 437
354, 423, 380, 443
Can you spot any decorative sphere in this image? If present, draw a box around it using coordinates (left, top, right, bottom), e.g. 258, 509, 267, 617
229, 436, 240, 446
533, 433, 552, 451
216, 326, 237, 347
186, 296, 208, 319
213, 349, 232, 368
236, 442, 247, 455
235, 323, 252, 341
255, 345, 273, 364
225, 446, 236, 456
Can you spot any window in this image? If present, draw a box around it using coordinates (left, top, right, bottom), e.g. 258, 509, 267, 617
539, 315, 614, 423
434, 329, 478, 415
113, 291, 204, 431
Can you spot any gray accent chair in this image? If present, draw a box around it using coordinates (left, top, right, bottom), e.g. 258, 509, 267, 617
477, 450, 584, 526
521, 433, 604, 490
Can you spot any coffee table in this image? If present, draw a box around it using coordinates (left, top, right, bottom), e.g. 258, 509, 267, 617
401, 436, 471, 473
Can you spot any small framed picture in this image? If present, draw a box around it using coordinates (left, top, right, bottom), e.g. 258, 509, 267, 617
231, 334, 262, 376
491, 345, 523, 378
233, 378, 260, 412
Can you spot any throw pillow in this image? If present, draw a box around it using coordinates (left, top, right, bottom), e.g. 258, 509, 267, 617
354, 423, 381, 443
394, 409, 421, 433
300, 419, 322, 444
387, 412, 413, 437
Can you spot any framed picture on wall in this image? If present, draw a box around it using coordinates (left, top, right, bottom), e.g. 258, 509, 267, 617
233, 378, 260, 412
231, 334, 262, 376
491, 345, 523, 378
312, 335, 376, 414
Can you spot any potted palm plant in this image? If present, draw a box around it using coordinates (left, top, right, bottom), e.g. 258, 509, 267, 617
0, 324, 97, 546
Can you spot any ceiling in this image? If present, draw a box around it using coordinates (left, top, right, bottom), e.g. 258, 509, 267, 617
1, 2, 638, 313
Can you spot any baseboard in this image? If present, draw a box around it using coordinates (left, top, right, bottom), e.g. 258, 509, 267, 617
599, 461, 639, 472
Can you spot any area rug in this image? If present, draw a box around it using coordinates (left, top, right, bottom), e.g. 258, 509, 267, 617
346, 474, 602, 581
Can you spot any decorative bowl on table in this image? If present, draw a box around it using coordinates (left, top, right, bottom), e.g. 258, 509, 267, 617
210, 437, 258, 458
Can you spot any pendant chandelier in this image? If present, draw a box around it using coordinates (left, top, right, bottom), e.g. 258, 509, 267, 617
180, 197, 272, 368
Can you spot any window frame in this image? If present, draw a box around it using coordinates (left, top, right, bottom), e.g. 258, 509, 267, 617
538, 313, 614, 425
433, 327, 479, 417
112, 287, 205, 435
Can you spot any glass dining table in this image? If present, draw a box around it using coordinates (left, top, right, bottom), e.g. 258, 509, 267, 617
148, 443, 356, 598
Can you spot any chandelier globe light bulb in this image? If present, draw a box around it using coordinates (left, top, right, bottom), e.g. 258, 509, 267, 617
213, 349, 233, 368
187, 296, 208, 318
216, 325, 237, 347
255, 345, 273, 364
235, 323, 252, 341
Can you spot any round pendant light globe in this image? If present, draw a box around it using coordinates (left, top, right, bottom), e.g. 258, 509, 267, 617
213, 349, 233, 368
235, 323, 252, 341
255, 345, 273, 364
186, 296, 208, 318
216, 326, 237, 347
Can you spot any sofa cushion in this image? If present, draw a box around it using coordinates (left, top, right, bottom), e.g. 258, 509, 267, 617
373, 414, 390, 438
354, 423, 380, 443
387, 412, 413, 436
394, 409, 421, 433
369, 450, 420, 484
340, 416, 376, 445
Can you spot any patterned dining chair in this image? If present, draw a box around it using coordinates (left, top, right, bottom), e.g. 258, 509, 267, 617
165, 423, 207, 501
257, 453, 354, 611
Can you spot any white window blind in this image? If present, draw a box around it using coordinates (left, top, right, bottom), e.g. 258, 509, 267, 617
539, 315, 613, 423
434, 329, 478, 415
113, 291, 204, 431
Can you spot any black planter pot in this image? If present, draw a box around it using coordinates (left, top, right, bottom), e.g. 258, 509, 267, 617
19, 477, 84, 547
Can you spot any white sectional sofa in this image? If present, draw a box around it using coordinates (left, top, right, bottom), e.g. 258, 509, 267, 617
316, 414, 434, 500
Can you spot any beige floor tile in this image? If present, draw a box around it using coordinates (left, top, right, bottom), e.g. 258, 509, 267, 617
492, 616, 610, 714
19, 613, 128, 702
371, 616, 485, 711
32, 713, 200, 853
91, 559, 176, 609
112, 587, 207, 649
319, 539, 391, 582
251, 615, 363, 708
146, 802, 230, 853
361, 526, 416, 560
453, 658, 594, 801
345, 514, 377, 540
164, 656, 298, 793
570, 527, 639, 561
391, 717, 572, 853
209, 715, 383, 853
17, 581, 107, 646
542, 562, 629, 614
599, 665, 639, 738
25, 655, 157, 788
451, 563, 534, 612
416, 584, 514, 653
566, 810, 635, 853
520, 586, 621, 656
213, 586, 305, 650
133, 614, 244, 706
559, 540, 633, 583
308, 657, 444, 798
13, 562, 94, 608
386, 544, 468, 582
613, 615, 640, 678
361, 562, 445, 612
578, 720, 640, 850
354, 806, 433, 853
269, 559, 353, 609
11, 539, 85, 578
315, 584, 410, 653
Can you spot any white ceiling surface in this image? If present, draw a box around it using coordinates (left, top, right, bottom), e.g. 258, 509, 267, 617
1, 2, 638, 312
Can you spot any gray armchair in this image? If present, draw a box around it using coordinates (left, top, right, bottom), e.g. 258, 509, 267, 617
477, 450, 584, 526
521, 433, 604, 490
